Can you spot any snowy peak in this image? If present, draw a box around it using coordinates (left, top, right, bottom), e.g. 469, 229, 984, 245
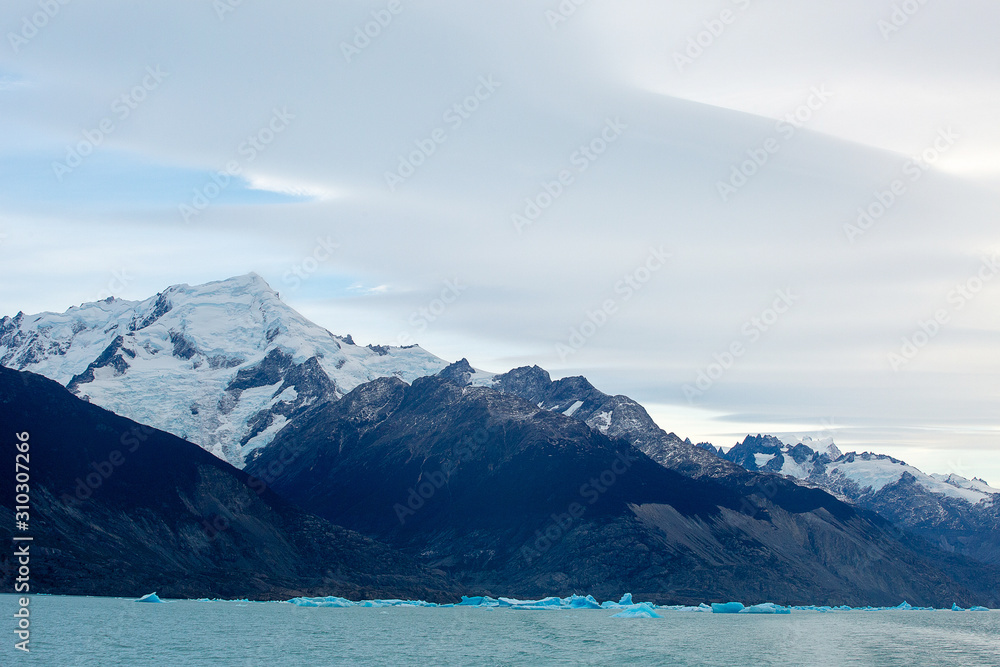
929, 473, 1000, 496
720, 434, 996, 506
714, 431, 1000, 562
783, 435, 842, 460
0, 274, 452, 467
436, 358, 494, 387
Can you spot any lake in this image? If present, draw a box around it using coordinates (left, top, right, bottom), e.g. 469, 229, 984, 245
4, 594, 998, 665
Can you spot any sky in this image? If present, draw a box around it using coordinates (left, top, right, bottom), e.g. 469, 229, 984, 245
1, 0, 999, 482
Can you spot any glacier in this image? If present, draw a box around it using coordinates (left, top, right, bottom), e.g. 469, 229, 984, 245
0, 274, 494, 467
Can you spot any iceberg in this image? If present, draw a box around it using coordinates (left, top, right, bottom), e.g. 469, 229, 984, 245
611, 603, 662, 619
566, 594, 602, 610
288, 596, 355, 608
136, 592, 164, 603
743, 603, 791, 614
600, 594, 634, 610
457, 596, 498, 607
498, 596, 563, 609
280, 593, 972, 614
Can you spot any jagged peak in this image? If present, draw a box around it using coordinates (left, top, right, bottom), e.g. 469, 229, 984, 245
437, 358, 475, 386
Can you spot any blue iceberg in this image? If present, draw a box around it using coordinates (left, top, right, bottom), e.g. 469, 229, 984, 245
611, 603, 661, 619
711, 602, 745, 614
743, 603, 791, 614
969, 606, 990, 612
567, 594, 602, 610
289, 596, 355, 608
136, 592, 164, 603
458, 595, 498, 607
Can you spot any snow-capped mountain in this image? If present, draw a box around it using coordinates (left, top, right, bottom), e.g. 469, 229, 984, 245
0, 274, 465, 467
719, 434, 1000, 562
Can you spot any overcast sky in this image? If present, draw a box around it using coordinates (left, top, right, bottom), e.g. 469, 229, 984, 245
2, 1, 998, 481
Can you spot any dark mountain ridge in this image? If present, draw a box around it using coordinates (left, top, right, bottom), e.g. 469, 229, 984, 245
0, 366, 461, 602
247, 365, 999, 607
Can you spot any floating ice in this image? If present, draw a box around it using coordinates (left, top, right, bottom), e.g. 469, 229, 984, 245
136, 593, 164, 603
567, 595, 602, 610
611, 603, 661, 619
458, 596, 498, 607
283, 595, 988, 613
743, 603, 791, 614
289, 596, 354, 608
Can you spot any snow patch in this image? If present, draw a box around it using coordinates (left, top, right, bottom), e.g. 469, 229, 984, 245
754, 452, 775, 467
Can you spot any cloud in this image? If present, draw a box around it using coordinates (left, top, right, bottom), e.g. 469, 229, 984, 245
1, 0, 998, 481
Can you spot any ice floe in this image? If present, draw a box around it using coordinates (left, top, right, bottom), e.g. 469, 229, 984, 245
283, 594, 994, 616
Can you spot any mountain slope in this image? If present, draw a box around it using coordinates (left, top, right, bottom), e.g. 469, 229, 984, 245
479, 364, 736, 479
247, 366, 999, 607
720, 434, 1000, 563
0, 366, 461, 601
0, 274, 460, 467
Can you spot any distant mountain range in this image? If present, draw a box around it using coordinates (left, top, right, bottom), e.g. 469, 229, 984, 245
713, 435, 1000, 564
246, 361, 997, 606
2, 274, 998, 606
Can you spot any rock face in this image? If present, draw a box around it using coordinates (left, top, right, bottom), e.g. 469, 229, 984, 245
0, 366, 461, 602
717, 435, 1000, 564
0, 274, 458, 467
480, 365, 737, 479
247, 366, 999, 607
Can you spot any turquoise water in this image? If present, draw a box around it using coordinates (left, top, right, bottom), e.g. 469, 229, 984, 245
3, 594, 999, 666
